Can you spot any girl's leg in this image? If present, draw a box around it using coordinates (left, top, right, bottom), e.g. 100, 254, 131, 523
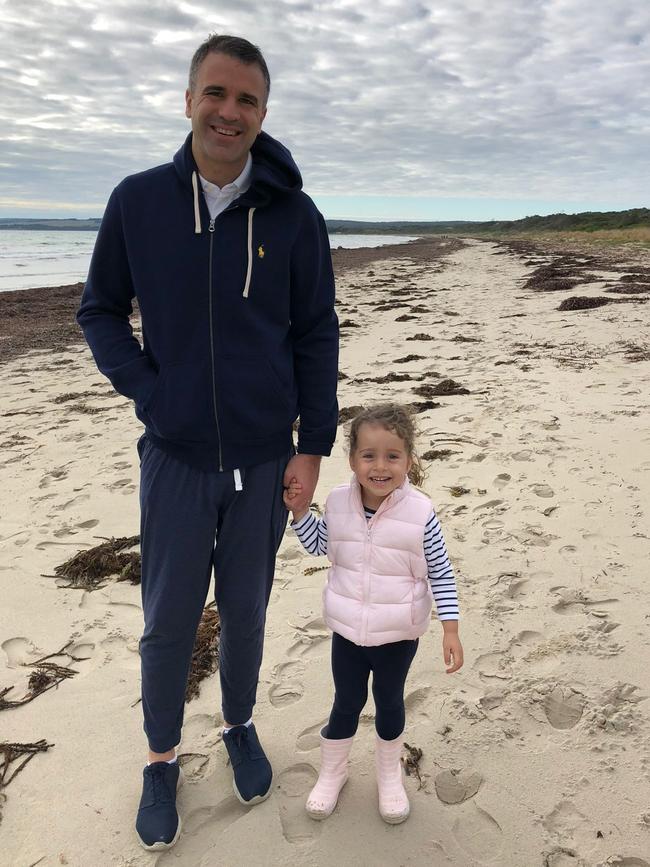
325, 633, 371, 738
307, 632, 368, 819
369, 639, 419, 740
369, 639, 419, 825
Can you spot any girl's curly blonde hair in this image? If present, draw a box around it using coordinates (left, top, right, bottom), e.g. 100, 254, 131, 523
348, 403, 425, 487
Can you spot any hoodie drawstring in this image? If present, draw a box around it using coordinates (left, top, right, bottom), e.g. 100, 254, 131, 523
243, 207, 256, 298
193, 172, 254, 296
191, 171, 201, 234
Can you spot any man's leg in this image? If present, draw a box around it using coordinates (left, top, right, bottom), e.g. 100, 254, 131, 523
213, 452, 289, 802
136, 442, 218, 851
139, 444, 219, 753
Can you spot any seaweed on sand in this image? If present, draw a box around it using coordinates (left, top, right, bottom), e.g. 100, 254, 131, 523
50, 536, 141, 590
558, 297, 610, 311
338, 405, 364, 424
606, 283, 649, 295
0, 642, 84, 711
413, 379, 470, 397
0, 740, 53, 791
406, 333, 435, 341
402, 742, 424, 789
422, 449, 455, 461
394, 354, 425, 364
185, 605, 220, 702
408, 400, 441, 414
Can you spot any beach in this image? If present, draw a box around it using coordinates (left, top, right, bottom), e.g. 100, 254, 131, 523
1, 236, 649, 866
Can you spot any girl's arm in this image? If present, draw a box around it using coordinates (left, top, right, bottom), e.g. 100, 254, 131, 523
284, 481, 328, 556
424, 510, 459, 620
424, 510, 463, 673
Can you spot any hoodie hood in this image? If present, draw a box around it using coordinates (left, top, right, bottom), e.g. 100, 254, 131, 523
173, 130, 302, 205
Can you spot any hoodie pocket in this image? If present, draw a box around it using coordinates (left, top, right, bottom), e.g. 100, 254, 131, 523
217, 354, 296, 441
140, 361, 215, 442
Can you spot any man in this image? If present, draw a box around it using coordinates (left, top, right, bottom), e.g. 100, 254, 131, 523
77, 34, 338, 851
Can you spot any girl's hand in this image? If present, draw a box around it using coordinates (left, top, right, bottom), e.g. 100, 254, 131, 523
443, 633, 464, 674
283, 478, 308, 520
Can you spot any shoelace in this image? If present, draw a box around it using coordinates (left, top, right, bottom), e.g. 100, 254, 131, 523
148, 764, 172, 803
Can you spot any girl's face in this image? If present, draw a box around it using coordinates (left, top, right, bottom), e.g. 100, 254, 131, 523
349, 422, 412, 510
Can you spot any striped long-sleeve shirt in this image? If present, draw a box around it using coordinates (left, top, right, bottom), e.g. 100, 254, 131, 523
292, 507, 459, 620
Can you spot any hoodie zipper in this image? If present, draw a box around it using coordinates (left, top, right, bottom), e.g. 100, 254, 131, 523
208, 217, 224, 471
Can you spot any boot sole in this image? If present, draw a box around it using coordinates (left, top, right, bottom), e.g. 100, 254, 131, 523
380, 809, 410, 825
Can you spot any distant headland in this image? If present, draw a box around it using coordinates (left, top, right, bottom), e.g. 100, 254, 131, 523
1, 208, 648, 235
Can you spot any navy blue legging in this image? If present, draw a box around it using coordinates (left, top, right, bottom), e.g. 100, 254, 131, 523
325, 632, 419, 741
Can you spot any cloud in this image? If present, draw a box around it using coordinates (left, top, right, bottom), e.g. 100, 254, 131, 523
0, 0, 648, 216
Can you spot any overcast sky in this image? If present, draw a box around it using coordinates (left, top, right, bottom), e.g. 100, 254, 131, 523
1, 0, 648, 221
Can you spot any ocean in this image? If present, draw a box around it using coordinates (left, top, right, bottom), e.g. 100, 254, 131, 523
0, 230, 418, 293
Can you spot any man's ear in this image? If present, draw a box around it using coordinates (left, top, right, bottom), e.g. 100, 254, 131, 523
185, 89, 193, 119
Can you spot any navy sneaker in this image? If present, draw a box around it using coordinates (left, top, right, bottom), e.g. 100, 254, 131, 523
135, 761, 182, 850
223, 723, 273, 805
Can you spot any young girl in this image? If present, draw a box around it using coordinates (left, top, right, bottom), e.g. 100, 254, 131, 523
284, 403, 463, 825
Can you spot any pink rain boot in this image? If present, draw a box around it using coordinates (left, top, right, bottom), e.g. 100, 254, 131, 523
375, 733, 409, 824
305, 731, 354, 819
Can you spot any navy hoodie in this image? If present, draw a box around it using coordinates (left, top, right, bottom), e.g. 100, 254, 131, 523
77, 132, 339, 471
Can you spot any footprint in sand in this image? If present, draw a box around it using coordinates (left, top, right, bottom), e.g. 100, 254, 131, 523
512, 450, 534, 462
404, 685, 433, 717
531, 483, 555, 498
296, 719, 329, 752
156, 797, 245, 865
287, 618, 330, 659
544, 687, 585, 729
597, 860, 650, 867
269, 661, 305, 707
452, 803, 503, 862
2, 636, 37, 668
543, 847, 586, 866
551, 586, 618, 615
277, 763, 321, 844
434, 768, 482, 804
493, 473, 511, 490
100, 634, 140, 670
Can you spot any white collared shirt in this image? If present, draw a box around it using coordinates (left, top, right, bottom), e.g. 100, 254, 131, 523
199, 153, 252, 220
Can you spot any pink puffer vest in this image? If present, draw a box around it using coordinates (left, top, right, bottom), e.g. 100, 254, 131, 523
323, 476, 433, 646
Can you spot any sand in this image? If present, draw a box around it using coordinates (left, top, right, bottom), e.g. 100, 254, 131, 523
1, 237, 649, 866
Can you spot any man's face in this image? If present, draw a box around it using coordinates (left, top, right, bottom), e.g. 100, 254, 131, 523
185, 51, 267, 185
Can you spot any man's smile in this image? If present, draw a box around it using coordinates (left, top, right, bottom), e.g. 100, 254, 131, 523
210, 124, 241, 137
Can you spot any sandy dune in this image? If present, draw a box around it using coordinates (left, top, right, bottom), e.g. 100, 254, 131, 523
1, 238, 649, 866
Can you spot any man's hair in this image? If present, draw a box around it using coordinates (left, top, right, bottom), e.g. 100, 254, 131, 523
188, 34, 270, 102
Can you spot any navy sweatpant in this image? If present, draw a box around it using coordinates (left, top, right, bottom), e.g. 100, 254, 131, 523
138, 437, 290, 753
325, 632, 419, 741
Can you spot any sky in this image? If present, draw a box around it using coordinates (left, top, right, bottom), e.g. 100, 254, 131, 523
1, 0, 649, 222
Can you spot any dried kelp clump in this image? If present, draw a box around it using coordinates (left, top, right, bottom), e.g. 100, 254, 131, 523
338, 405, 364, 425
52, 536, 141, 590
185, 606, 221, 702
413, 379, 470, 397
606, 284, 649, 295
401, 742, 424, 789
1, 642, 84, 711
558, 297, 610, 311
1, 740, 53, 792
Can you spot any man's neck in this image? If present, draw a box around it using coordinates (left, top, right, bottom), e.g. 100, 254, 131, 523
192, 149, 249, 189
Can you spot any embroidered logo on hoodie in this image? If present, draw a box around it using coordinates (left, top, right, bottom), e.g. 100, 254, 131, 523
258, 244, 265, 258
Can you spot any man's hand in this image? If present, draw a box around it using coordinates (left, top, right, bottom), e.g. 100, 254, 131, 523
283, 453, 321, 516
442, 621, 464, 674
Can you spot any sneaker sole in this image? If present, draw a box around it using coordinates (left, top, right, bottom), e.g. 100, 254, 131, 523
136, 768, 184, 851
232, 774, 273, 806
